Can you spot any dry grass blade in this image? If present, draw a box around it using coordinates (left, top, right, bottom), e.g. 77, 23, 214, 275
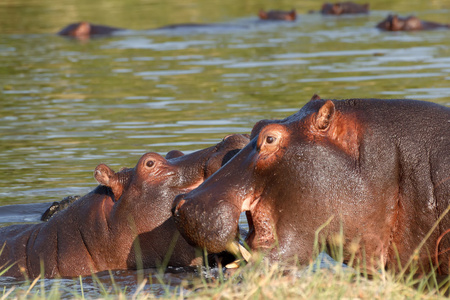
0, 287, 15, 300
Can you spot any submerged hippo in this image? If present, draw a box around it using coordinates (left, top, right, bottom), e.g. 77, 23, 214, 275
57, 21, 248, 39
57, 22, 123, 38
258, 9, 297, 21
376, 15, 450, 31
0, 134, 249, 279
319, 2, 369, 15
173, 97, 450, 274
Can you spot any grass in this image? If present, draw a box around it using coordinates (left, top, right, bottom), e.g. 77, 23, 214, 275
1, 253, 449, 300
2, 207, 450, 299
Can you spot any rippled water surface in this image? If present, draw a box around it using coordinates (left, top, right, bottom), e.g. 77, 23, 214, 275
0, 0, 449, 296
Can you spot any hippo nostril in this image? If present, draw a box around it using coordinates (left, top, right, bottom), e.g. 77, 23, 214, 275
172, 194, 186, 216
175, 199, 185, 213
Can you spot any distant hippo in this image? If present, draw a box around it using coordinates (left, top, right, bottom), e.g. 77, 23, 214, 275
57, 21, 248, 39
57, 22, 123, 38
0, 134, 249, 279
376, 15, 450, 31
258, 9, 297, 21
320, 2, 369, 15
173, 97, 450, 274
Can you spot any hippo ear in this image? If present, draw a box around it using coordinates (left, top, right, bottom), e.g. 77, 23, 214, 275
315, 100, 335, 130
332, 3, 342, 14
94, 164, 123, 201
258, 10, 268, 19
94, 164, 115, 186
165, 150, 185, 159
289, 9, 296, 20
73, 22, 91, 36
391, 15, 400, 28
310, 94, 321, 101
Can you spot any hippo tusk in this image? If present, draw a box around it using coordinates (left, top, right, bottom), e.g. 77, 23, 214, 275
225, 241, 252, 269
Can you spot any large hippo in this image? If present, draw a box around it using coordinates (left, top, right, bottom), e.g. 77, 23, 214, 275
172, 97, 450, 274
0, 134, 249, 279
376, 15, 450, 31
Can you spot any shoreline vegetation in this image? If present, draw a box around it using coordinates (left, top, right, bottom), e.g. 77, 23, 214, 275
1, 259, 449, 299
1, 246, 450, 299
2, 207, 450, 299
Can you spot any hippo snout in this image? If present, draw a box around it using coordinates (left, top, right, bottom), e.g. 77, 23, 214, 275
171, 193, 242, 253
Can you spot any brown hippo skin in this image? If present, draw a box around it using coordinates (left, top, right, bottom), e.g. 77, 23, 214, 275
320, 2, 369, 15
57, 22, 123, 38
258, 9, 296, 21
40, 149, 188, 222
173, 98, 450, 274
377, 15, 450, 31
0, 134, 249, 279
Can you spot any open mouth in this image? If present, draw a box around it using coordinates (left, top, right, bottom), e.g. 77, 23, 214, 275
240, 195, 261, 249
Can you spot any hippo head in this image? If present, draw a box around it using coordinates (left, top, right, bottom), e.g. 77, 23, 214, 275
321, 3, 344, 15
376, 15, 423, 31
57, 22, 93, 38
172, 97, 366, 260
92, 134, 249, 266
95, 134, 250, 221
321, 2, 369, 15
57, 22, 123, 39
258, 9, 297, 21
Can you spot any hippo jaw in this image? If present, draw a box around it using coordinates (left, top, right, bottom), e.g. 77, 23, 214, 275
172, 193, 242, 253
172, 126, 290, 254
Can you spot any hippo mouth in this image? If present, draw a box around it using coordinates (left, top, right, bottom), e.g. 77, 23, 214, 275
240, 195, 261, 248
241, 195, 260, 212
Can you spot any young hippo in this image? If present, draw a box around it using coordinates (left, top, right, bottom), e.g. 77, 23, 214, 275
320, 2, 369, 15
376, 15, 450, 31
0, 134, 249, 279
57, 22, 124, 39
258, 9, 297, 21
40, 149, 189, 221
173, 97, 450, 274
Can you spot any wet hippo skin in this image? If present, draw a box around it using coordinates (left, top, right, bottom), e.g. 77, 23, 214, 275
320, 2, 369, 15
377, 15, 450, 31
0, 134, 249, 279
40, 150, 188, 221
58, 10, 298, 39
173, 97, 450, 274
258, 9, 296, 21
57, 22, 123, 38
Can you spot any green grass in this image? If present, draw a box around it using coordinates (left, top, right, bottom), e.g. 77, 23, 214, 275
1, 255, 449, 300
3, 207, 450, 299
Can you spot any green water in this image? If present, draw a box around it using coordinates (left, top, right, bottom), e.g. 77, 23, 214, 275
0, 0, 449, 294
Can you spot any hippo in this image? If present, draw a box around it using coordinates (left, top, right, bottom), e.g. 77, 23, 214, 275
172, 97, 450, 274
41, 195, 80, 222
319, 2, 369, 15
258, 9, 297, 21
0, 134, 249, 279
376, 15, 450, 31
57, 22, 123, 38
39, 149, 189, 222
57, 21, 249, 39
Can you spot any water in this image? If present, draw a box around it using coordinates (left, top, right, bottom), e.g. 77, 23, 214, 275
0, 0, 449, 296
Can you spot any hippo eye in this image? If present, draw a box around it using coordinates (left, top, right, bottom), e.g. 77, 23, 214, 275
146, 160, 155, 168
266, 136, 275, 144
